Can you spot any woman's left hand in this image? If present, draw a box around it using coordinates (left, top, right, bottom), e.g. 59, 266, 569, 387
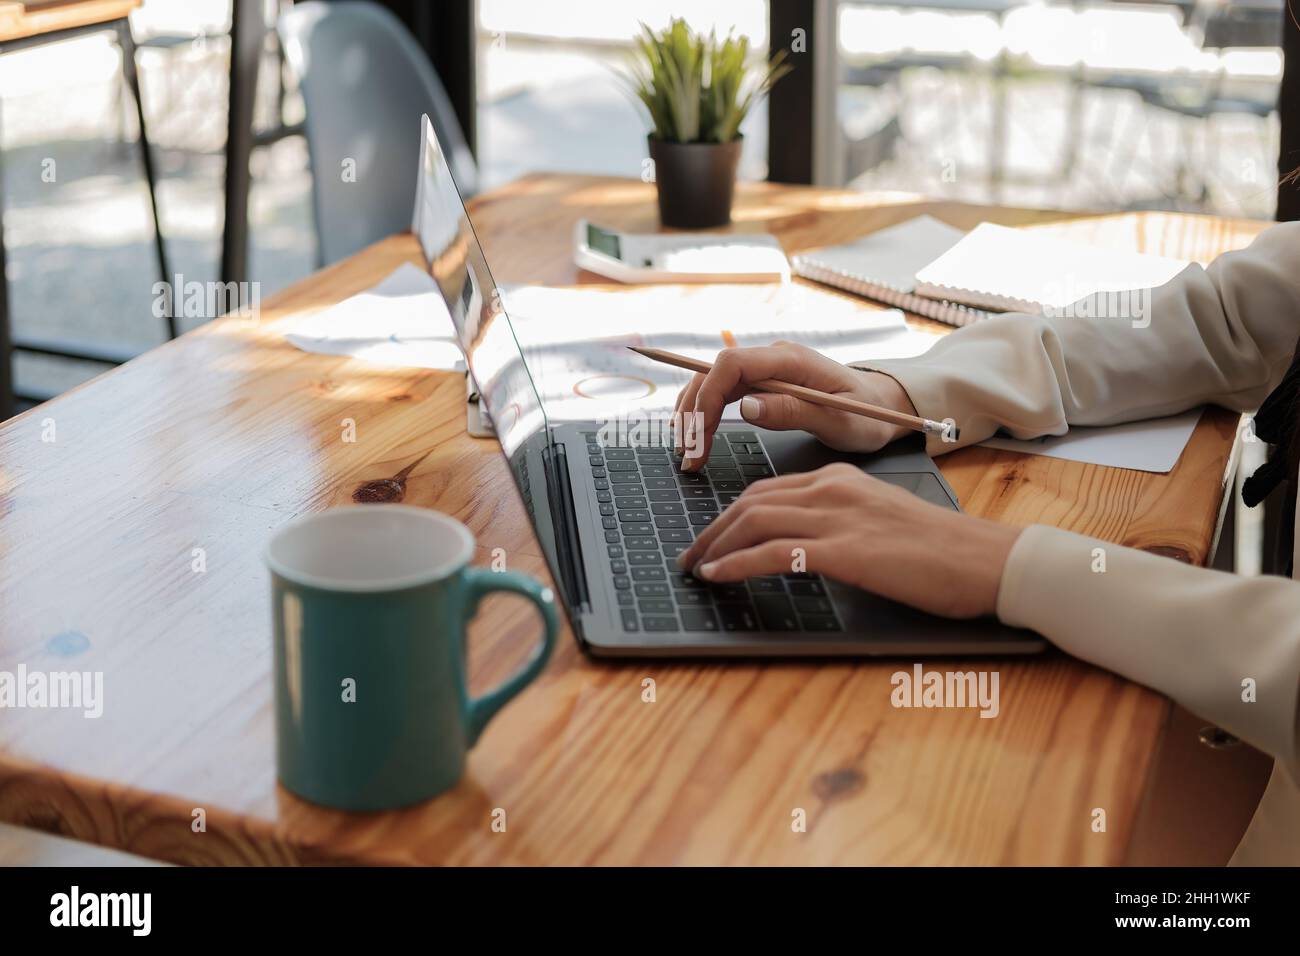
678, 463, 1023, 619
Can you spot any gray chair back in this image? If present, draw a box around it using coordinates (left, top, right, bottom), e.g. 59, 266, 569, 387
278, 1, 477, 266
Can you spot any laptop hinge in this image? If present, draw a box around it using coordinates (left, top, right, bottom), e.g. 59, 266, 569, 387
542, 440, 591, 613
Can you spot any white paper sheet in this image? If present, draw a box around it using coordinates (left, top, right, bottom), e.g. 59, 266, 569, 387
980, 407, 1204, 473
499, 283, 939, 422
280, 263, 464, 370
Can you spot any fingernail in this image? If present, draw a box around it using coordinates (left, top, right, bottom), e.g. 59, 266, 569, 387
697, 561, 718, 580
740, 396, 763, 421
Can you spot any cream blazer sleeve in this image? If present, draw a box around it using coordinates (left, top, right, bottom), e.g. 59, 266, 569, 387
856, 221, 1300, 781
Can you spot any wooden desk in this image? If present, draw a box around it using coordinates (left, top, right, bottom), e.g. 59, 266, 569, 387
0, 1, 140, 44
0, 174, 1268, 865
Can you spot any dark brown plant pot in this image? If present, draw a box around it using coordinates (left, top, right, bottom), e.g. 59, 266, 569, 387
648, 136, 742, 230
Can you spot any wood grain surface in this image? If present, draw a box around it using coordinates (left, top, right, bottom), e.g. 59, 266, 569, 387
0, 0, 139, 42
0, 174, 1266, 865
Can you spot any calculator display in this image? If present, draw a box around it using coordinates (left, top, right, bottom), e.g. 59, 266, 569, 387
585, 223, 622, 260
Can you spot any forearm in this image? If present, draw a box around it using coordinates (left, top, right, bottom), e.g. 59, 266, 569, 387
998, 526, 1300, 779
855, 222, 1300, 455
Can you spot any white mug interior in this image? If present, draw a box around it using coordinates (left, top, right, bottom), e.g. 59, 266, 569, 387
266, 505, 475, 592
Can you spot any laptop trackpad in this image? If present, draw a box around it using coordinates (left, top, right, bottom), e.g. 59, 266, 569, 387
755, 428, 959, 511
872, 472, 956, 510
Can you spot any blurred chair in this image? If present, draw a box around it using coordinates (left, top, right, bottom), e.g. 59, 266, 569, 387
278, 1, 477, 267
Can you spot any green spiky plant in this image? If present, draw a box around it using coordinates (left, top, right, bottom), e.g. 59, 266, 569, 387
620, 18, 791, 144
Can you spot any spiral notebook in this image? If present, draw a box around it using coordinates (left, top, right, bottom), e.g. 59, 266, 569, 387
795, 216, 1190, 327
793, 216, 991, 327
913, 222, 1190, 315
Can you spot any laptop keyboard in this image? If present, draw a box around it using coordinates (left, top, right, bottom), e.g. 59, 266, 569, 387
583, 430, 843, 635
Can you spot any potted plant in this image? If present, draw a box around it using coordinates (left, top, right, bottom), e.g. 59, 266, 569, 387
620, 18, 790, 229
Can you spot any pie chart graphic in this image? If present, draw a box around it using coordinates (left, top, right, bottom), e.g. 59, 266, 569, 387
572, 374, 656, 402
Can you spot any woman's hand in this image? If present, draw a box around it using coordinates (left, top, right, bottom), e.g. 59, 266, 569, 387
678, 463, 1022, 619
672, 342, 917, 469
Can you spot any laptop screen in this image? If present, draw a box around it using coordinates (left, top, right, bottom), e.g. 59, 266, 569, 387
412, 114, 548, 459
412, 114, 584, 608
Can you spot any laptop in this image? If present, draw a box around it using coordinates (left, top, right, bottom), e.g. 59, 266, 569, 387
412, 115, 1045, 658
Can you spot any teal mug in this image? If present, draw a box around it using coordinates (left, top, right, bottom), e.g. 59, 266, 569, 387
265, 505, 558, 811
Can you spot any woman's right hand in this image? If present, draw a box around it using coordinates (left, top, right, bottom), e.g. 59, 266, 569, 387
672, 341, 918, 468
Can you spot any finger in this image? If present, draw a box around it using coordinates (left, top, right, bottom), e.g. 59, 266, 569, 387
679, 486, 820, 568
673, 372, 706, 453
689, 505, 825, 571
688, 345, 821, 469
695, 539, 814, 583
735, 470, 822, 498
739, 390, 880, 447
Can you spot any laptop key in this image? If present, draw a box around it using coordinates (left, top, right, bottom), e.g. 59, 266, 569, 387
662, 543, 690, 559
642, 465, 673, 478
669, 573, 708, 590
615, 496, 648, 509
607, 545, 624, 559
610, 473, 641, 485
596, 490, 612, 503
800, 615, 842, 632
677, 473, 709, 486
718, 604, 761, 631
634, 583, 670, 598
632, 567, 666, 581
651, 502, 684, 515
754, 595, 799, 631
712, 584, 749, 602
616, 591, 635, 607
644, 477, 676, 491
604, 449, 635, 460
647, 489, 680, 502
658, 528, 693, 543
588, 455, 604, 466
621, 610, 639, 632
613, 575, 631, 590
610, 560, 627, 575
741, 464, 773, 478
713, 479, 745, 492
599, 503, 614, 516
592, 467, 607, 479
685, 499, 718, 512
793, 596, 835, 616
627, 552, 660, 566
727, 430, 758, 443
621, 522, 653, 536
674, 590, 712, 606
618, 510, 651, 522
655, 515, 688, 529
594, 479, 610, 491
642, 616, 679, 632
681, 486, 713, 499
604, 531, 620, 544
638, 599, 674, 614
602, 517, 618, 530
749, 577, 785, 593
680, 608, 720, 632
688, 512, 717, 527
625, 536, 658, 550
780, 580, 821, 595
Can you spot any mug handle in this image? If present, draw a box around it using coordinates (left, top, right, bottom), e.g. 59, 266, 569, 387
460, 568, 559, 747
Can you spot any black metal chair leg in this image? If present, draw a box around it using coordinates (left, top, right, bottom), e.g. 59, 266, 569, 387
116, 20, 175, 340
